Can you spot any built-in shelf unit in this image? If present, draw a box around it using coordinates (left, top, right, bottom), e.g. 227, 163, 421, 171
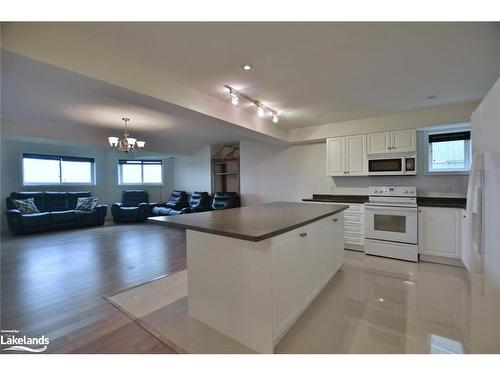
211, 144, 240, 194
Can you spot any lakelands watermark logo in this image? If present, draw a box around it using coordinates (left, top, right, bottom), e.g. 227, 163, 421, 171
1, 329, 49, 353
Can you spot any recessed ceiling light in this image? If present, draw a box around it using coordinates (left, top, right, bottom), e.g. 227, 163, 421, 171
241, 64, 253, 71
378, 298, 386, 303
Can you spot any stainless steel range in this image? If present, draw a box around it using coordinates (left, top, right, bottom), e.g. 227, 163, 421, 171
364, 186, 418, 262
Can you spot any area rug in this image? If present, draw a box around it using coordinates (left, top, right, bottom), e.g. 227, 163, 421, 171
107, 270, 256, 353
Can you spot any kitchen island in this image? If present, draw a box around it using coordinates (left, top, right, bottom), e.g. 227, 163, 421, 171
149, 201, 348, 353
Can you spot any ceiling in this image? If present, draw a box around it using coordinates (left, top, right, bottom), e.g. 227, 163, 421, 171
3, 22, 500, 131
1, 51, 281, 155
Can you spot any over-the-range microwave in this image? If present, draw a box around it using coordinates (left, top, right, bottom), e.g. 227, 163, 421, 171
367, 155, 416, 175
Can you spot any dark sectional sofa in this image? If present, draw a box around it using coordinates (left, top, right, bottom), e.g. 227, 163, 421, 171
148, 191, 239, 217
5, 191, 107, 235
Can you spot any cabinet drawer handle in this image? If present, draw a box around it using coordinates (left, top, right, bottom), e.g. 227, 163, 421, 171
299, 232, 308, 238
332, 218, 338, 222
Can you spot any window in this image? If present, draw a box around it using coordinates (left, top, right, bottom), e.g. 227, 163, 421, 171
427, 129, 471, 174
23, 153, 95, 185
118, 160, 162, 185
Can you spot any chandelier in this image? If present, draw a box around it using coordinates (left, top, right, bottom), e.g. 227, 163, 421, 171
108, 118, 145, 153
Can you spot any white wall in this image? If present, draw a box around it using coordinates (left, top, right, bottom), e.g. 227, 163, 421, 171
1, 137, 175, 230
172, 146, 212, 193
240, 133, 469, 206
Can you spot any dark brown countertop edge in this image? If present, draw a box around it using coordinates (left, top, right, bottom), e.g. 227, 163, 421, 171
303, 194, 466, 209
148, 205, 349, 242
416, 197, 466, 209
303, 194, 369, 204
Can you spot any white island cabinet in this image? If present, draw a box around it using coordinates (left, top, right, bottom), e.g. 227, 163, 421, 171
150, 202, 347, 353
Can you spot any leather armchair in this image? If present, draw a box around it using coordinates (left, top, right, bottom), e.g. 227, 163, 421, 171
5, 191, 107, 235
149, 190, 188, 216
176, 192, 212, 215
211, 192, 240, 210
112, 190, 150, 223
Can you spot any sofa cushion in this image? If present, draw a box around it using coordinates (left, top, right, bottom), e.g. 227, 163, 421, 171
21, 212, 51, 227
151, 206, 171, 216
50, 210, 76, 224
118, 206, 139, 218
10, 192, 44, 211
165, 190, 188, 209
68, 192, 92, 209
44, 192, 69, 212
75, 197, 98, 211
75, 210, 99, 222
13, 198, 40, 214
122, 190, 149, 207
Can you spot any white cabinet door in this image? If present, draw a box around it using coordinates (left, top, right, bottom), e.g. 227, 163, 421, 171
367, 132, 391, 154
391, 129, 416, 153
326, 137, 345, 176
273, 230, 302, 337
418, 207, 462, 258
300, 223, 322, 307
345, 134, 367, 175
321, 214, 344, 284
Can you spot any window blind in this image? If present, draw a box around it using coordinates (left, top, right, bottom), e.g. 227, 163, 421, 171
428, 131, 470, 143
23, 153, 95, 163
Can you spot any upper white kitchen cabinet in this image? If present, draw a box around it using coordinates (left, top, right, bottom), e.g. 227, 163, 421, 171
367, 132, 391, 154
367, 129, 416, 154
327, 134, 367, 176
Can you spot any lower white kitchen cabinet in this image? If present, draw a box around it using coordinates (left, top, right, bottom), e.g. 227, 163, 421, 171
308, 201, 365, 251
342, 203, 365, 251
273, 214, 344, 344
418, 206, 462, 259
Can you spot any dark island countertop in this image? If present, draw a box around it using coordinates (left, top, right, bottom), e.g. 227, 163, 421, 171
148, 201, 349, 242
302, 194, 466, 209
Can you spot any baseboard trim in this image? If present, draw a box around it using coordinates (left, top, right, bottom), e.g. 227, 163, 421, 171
420, 254, 464, 268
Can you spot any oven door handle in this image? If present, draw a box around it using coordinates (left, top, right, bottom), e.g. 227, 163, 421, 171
364, 205, 417, 212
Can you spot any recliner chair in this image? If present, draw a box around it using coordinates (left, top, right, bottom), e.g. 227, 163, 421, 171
211, 192, 239, 210
149, 190, 189, 216
111, 190, 150, 223
175, 192, 211, 215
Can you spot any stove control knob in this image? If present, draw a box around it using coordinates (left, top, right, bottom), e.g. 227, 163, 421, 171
404, 190, 409, 194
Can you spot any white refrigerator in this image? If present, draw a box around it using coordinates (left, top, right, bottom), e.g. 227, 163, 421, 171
463, 75, 500, 353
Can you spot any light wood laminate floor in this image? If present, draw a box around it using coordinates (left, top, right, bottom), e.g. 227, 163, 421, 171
1, 223, 186, 353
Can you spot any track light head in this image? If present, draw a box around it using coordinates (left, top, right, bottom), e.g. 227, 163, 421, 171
272, 113, 279, 124
230, 93, 239, 106
257, 104, 265, 117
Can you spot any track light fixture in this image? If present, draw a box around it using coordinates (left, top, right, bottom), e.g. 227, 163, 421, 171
224, 85, 280, 124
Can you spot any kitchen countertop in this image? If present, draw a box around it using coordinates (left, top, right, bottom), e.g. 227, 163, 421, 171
302, 194, 466, 209
148, 201, 349, 242
416, 197, 467, 209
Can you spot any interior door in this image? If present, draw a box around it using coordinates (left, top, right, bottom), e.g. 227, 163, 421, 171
391, 129, 416, 153
345, 134, 367, 175
327, 137, 345, 176
367, 132, 391, 154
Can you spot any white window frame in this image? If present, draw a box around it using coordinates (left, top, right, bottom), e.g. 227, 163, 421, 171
22, 153, 96, 186
423, 124, 471, 176
118, 159, 163, 186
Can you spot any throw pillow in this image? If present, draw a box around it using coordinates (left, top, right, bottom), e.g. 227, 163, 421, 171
13, 198, 40, 214
76, 197, 98, 211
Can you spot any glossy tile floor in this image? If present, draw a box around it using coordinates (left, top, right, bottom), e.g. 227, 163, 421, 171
109, 250, 473, 354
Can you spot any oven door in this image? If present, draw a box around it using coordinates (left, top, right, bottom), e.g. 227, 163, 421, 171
365, 204, 417, 244
368, 157, 404, 175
